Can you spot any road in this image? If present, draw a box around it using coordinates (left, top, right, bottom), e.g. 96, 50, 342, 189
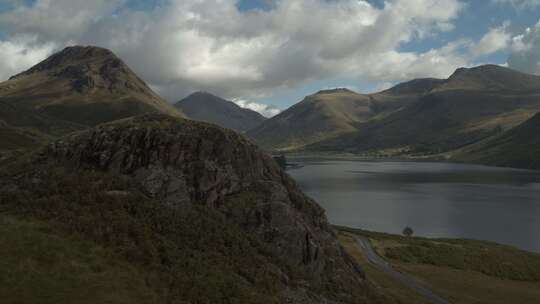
354, 235, 450, 304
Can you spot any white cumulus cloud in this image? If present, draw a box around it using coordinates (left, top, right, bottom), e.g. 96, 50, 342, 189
0, 35, 56, 81
0, 0, 467, 101
232, 98, 281, 118
507, 20, 540, 75
470, 22, 511, 57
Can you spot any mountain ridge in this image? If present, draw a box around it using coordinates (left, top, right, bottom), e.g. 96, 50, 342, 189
253, 64, 540, 157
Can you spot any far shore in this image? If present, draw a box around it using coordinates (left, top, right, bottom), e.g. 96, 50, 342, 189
276, 152, 540, 172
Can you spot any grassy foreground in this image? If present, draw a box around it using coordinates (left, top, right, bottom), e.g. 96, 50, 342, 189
0, 168, 286, 304
337, 226, 540, 304
0, 215, 158, 304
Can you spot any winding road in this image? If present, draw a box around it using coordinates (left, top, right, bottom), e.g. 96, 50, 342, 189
354, 235, 450, 304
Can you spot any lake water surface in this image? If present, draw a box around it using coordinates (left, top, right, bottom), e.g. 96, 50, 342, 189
287, 159, 540, 252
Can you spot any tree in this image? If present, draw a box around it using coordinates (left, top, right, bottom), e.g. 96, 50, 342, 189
402, 226, 414, 237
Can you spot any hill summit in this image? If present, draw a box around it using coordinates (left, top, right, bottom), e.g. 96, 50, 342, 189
9, 46, 166, 100
0, 46, 184, 151
247, 88, 373, 150
435, 64, 540, 92
0, 45, 183, 126
175, 91, 266, 132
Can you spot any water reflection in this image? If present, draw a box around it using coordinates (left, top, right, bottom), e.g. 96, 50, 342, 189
288, 159, 540, 252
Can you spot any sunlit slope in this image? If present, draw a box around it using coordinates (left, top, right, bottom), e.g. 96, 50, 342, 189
310, 65, 540, 155
0, 45, 184, 150
248, 88, 375, 150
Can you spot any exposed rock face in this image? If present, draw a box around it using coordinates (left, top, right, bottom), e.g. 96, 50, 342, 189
41, 114, 368, 302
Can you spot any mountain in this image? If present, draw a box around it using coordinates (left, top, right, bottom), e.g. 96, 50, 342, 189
433, 64, 540, 92
174, 91, 266, 132
247, 81, 452, 151
309, 65, 540, 155
379, 78, 445, 95
451, 111, 540, 169
0, 46, 184, 151
0, 114, 383, 303
247, 88, 375, 150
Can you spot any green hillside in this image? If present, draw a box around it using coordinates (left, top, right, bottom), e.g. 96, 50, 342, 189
452, 111, 540, 169
309, 65, 540, 156
248, 88, 374, 150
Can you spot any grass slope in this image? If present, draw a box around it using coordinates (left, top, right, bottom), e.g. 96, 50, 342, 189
309, 65, 540, 156
337, 227, 540, 304
248, 89, 373, 150
0, 168, 292, 303
452, 111, 540, 169
0, 215, 158, 304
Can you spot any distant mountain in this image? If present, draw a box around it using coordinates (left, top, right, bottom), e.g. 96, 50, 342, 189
0, 45, 184, 151
248, 88, 375, 150
174, 91, 265, 132
452, 112, 540, 169
433, 64, 540, 92
247, 81, 452, 151
0, 114, 380, 303
366, 78, 447, 117
308, 65, 540, 155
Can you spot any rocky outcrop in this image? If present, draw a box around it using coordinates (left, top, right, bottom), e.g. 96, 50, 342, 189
39, 114, 368, 302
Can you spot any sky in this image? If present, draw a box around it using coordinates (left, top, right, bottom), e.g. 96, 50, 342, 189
1, 0, 540, 117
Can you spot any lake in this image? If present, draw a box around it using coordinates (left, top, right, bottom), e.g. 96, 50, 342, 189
287, 159, 540, 252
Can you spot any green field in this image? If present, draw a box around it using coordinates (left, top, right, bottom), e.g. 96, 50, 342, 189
337, 226, 540, 304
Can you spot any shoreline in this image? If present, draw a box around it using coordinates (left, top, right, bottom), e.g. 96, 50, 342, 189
334, 225, 540, 254
280, 153, 540, 172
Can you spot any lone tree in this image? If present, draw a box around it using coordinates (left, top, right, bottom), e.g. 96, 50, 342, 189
402, 226, 414, 237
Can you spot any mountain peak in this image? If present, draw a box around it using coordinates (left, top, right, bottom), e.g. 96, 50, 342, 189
315, 88, 356, 95
0, 45, 183, 128
442, 64, 540, 92
175, 91, 266, 132
7, 45, 160, 97
10, 46, 117, 80
449, 64, 511, 78
186, 91, 223, 100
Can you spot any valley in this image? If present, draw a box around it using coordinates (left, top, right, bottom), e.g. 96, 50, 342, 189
247, 65, 540, 171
